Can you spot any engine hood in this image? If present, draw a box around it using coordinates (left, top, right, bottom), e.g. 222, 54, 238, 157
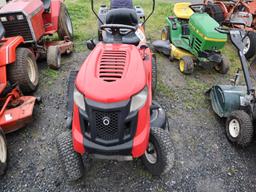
76, 43, 147, 103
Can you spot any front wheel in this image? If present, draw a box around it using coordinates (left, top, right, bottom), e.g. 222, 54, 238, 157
226, 110, 254, 147
0, 128, 7, 176
47, 46, 61, 70
179, 56, 194, 74
8, 48, 39, 94
214, 55, 230, 74
141, 128, 175, 176
56, 131, 84, 182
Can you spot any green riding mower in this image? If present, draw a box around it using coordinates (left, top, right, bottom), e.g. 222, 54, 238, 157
153, 3, 229, 74
208, 26, 256, 147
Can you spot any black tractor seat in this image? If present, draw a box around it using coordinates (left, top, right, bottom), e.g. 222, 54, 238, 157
42, 0, 51, 12
103, 8, 140, 45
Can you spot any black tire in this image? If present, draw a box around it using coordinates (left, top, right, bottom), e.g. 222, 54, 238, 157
58, 3, 74, 40
47, 46, 61, 70
56, 131, 84, 182
8, 48, 39, 94
152, 55, 157, 97
66, 71, 78, 129
150, 101, 169, 131
179, 56, 194, 74
0, 128, 7, 176
205, 4, 225, 23
161, 26, 170, 41
214, 55, 230, 74
226, 110, 254, 147
243, 32, 256, 60
141, 127, 175, 176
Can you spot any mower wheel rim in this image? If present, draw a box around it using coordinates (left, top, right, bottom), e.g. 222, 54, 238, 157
144, 142, 157, 164
0, 135, 7, 163
243, 36, 250, 54
229, 119, 240, 138
27, 57, 37, 85
66, 12, 73, 35
180, 60, 185, 72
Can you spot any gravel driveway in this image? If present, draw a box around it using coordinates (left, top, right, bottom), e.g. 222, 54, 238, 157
0, 47, 256, 192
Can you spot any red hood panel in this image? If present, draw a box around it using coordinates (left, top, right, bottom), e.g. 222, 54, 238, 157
76, 43, 146, 103
0, 0, 43, 15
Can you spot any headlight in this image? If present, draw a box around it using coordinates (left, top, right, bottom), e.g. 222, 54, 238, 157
130, 86, 148, 112
74, 87, 86, 111
16, 14, 24, 20
0, 17, 7, 22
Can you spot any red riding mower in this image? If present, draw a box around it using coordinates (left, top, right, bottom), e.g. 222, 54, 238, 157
0, 22, 38, 175
57, 0, 175, 182
0, 0, 74, 69
204, 0, 256, 59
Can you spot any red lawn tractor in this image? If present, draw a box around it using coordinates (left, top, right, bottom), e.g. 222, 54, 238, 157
0, 0, 74, 69
204, 0, 256, 59
57, 0, 175, 182
0, 22, 38, 175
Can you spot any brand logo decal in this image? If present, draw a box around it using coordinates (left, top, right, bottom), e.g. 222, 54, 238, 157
102, 117, 110, 126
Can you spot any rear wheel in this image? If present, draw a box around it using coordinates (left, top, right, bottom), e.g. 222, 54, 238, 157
141, 128, 175, 176
8, 48, 39, 94
179, 56, 194, 74
152, 55, 157, 97
47, 46, 61, 70
0, 128, 7, 176
242, 32, 256, 60
161, 26, 170, 41
56, 131, 84, 182
58, 3, 74, 40
214, 55, 230, 74
205, 4, 225, 23
226, 110, 254, 147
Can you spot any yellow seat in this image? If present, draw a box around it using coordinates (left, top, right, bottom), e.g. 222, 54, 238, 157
173, 3, 194, 20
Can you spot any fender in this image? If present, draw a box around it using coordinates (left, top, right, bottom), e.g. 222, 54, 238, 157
0, 36, 24, 66
44, 0, 64, 34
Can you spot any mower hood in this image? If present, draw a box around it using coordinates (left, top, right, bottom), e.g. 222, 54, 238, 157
76, 43, 146, 103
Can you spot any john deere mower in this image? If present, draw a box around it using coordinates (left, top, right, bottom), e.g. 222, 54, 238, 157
208, 26, 256, 147
57, 0, 175, 182
153, 3, 229, 74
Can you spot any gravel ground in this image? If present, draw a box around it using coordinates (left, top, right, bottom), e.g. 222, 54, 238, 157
1, 48, 256, 192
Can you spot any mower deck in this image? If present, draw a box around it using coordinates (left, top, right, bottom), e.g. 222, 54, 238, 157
0, 96, 36, 133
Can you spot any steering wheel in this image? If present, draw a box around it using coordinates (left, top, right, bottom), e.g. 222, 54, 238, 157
100, 24, 137, 36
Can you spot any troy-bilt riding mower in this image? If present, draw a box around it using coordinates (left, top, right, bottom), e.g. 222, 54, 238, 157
0, 0, 74, 70
208, 25, 256, 147
57, 0, 175, 182
204, 0, 256, 59
153, 3, 229, 75
0, 22, 38, 175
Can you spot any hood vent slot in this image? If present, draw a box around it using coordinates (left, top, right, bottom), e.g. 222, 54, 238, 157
99, 50, 127, 82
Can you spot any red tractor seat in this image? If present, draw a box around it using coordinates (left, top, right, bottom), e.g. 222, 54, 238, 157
103, 8, 140, 45
42, 0, 51, 12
